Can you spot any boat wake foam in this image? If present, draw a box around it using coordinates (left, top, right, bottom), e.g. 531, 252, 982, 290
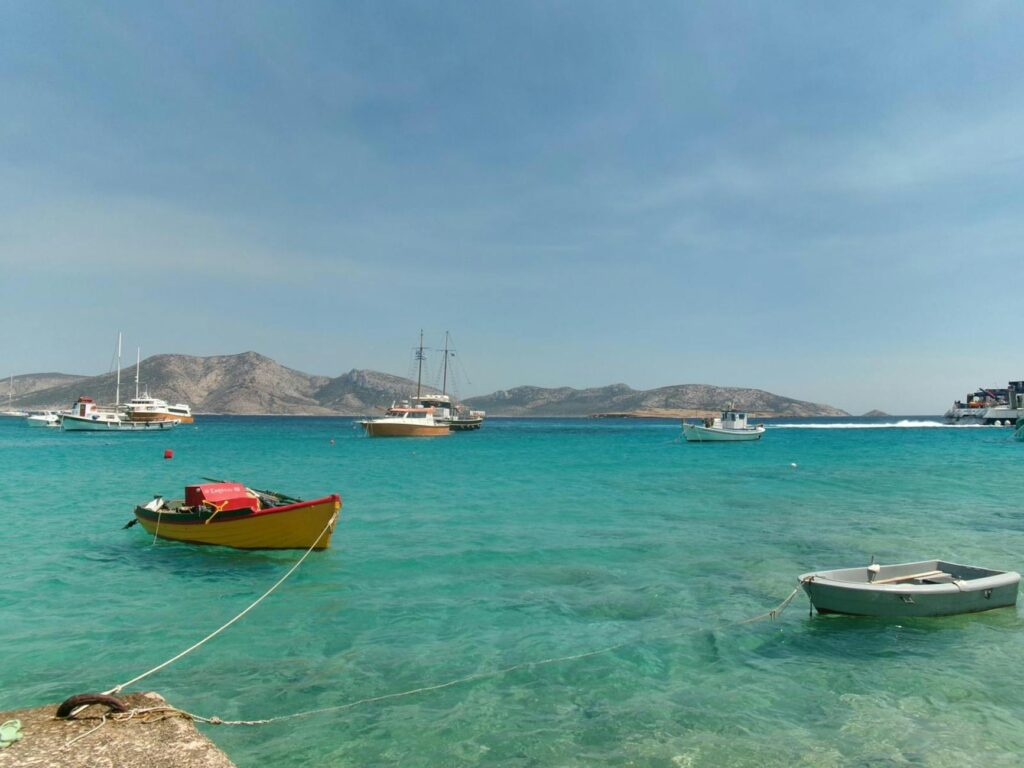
771, 420, 982, 429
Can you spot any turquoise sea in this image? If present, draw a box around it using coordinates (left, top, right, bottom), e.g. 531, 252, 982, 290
2, 416, 1024, 767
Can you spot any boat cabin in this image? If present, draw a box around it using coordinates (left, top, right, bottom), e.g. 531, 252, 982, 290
385, 406, 438, 421
720, 411, 750, 429
702, 410, 751, 429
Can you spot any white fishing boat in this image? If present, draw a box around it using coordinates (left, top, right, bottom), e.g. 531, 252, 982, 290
682, 409, 765, 442
800, 559, 1020, 617
26, 411, 60, 428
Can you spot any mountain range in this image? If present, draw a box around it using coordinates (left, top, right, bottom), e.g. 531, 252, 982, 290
4, 352, 848, 417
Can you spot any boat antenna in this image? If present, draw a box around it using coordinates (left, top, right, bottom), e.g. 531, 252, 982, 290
415, 329, 425, 399
115, 331, 122, 406
135, 347, 141, 399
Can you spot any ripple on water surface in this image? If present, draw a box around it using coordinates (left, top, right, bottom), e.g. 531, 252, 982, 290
2, 416, 1024, 766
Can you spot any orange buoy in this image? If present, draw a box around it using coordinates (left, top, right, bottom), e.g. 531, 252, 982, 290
164, 449, 173, 459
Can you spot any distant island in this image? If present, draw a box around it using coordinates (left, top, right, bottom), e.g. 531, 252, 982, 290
862, 409, 890, 417
6, 352, 849, 418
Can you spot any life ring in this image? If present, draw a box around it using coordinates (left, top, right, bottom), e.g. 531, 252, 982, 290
56, 693, 130, 719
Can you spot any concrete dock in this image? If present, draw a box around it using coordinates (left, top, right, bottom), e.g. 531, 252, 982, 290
0, 692, 236, 767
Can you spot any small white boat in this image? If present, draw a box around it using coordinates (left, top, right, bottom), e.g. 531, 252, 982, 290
26, 411, 60, 428
682, 410, 765, 442
800, 559, 1020, 617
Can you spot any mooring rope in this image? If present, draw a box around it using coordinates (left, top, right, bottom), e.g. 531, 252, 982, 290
738, 586, 801, 624
46, 514, 805, 755
79, 582, 803, 733
104, 511, 338, 696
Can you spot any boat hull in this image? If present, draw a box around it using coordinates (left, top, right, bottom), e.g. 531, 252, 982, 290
448, 417, 483, 431
362, 422, 450, 437
26, 414, 59, 427
682, 424, 764, 442
61, 414, 179, 431
134, 495, 341, 550
130, 412, 194, 424
800, 560, 1020, 617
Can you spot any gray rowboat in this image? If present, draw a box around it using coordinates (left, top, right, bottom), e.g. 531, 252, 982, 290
800, 559, 1020, 617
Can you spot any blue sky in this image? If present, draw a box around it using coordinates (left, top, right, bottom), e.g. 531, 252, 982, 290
2, 2, 1022, 413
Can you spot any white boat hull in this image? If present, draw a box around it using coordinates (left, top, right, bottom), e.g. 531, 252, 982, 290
26, 414, 60, 428
682, 423, 764, 442
61, 414, 179, 431
800, 560, 1020, 617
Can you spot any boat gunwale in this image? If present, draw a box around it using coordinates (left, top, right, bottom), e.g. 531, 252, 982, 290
134, 493, 341, 526
799, 559, 1020, 595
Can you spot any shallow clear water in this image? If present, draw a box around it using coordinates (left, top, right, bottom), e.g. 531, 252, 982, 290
2, 416, 1023, 766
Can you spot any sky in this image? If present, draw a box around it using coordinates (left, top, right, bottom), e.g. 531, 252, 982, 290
2, 1, 1022, 414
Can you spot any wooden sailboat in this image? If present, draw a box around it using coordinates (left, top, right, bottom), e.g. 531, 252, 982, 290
360, 331, 451, 437
414, 332, 485, 431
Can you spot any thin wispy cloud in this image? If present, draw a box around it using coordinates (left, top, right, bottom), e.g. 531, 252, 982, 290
2, 1, 1022, 412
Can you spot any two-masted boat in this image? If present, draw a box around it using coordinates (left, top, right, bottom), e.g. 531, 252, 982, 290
361, 330, 482, 436
60, 396, 180, 431
132, 481, 341, 550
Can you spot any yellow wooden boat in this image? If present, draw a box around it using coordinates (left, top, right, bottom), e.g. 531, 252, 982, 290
132, 482, 341, 550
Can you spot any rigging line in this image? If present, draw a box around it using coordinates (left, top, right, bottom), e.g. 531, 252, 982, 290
103, 512, 338, 695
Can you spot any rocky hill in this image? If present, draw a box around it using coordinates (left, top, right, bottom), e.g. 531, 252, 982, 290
7, 353, 847, 417
5, 372, 88, 399
463, 383, 847, 418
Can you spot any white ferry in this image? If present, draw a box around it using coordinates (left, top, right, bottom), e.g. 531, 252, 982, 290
944, 381, 1024, 425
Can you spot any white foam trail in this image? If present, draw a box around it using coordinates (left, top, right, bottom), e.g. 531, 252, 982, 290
770, 420, 988, 429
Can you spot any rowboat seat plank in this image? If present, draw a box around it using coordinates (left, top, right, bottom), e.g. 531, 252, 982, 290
870, 570, 945, 585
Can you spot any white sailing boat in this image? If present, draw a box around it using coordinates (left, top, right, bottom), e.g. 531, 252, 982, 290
360, 331, 450, 437
414, 332, 485, 431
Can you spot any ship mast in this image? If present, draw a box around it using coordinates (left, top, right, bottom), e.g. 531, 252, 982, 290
415, 329, 425, 399
135, 347, 141, 399
442, 331, 450, 396
115, 331, 122, 406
